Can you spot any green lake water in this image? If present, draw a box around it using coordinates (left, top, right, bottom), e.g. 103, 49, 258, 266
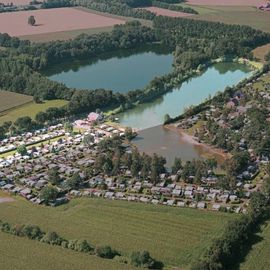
45, 47, 173, 93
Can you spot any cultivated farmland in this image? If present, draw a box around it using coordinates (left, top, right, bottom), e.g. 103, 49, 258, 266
190, 6, 270, 33
187, 0, 268, 6
0, 7, 125, 37
0, 232, 137, 270
0, 99, 68, 125
0, 197, 235, 269
0, 91, 33, 113
141, 6, 194, 17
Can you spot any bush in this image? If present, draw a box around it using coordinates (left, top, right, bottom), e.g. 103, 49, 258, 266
130, 250, 156, 268
68, 239, 94, 253
22, 225, 44, 240
95, 245, 119, 259
41, 231, 64, 245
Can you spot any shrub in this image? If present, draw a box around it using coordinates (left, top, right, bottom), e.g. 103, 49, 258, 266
41, 231, 64, 245
130, 250, 156, 268
68, 239, 94, 253
95, 245, 119, 259
22, 225, 44, 240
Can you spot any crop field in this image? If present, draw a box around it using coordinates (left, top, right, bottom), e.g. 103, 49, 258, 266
0, 232, 137, 270
0, 90, 33, 113
141, 6, 194, 17
188, 6, 270, 33
0, 7, 125, 37
0, 196, 235, 269
252, 43, 270, 63
186, 0, 268, 6
0, 99, 68, 125
240, 221, 270, 270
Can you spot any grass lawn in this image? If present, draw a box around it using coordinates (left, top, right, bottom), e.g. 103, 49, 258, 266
0, 231, 137, 270
0, 99, 68, 125
239, 221, 270, 270
0, 196, 235, 269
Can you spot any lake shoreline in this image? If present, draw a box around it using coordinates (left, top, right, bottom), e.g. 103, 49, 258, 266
164, 124, 230, 162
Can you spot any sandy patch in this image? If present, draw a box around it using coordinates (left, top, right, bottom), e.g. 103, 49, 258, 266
0, 7, 125, 37
187, 0, 268, 6
0, 197, 15, 203
141, 6, 194, 17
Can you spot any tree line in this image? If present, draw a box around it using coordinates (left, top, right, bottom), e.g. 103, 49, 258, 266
0, 220, 162, 269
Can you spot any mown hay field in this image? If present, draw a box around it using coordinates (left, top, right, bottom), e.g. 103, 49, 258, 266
0, 232, 137, 270
0, 196, 235, 269
189, 6, 270, 33
0, 90, 33, 113
0, 99, 68, 125
240, 221, 270, 270
186, 0, 268, 6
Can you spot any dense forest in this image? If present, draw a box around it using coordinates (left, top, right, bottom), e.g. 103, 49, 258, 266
0, 17, 270, 127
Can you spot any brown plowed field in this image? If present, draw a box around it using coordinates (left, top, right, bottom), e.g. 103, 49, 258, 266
141, 6, 194, 17
0, 7, 125, 37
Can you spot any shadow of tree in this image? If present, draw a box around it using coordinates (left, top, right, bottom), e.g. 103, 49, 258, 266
231, 219, 269, 270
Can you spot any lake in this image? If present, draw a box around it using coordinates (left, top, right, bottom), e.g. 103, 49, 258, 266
118, 62, 253, 129
117, 62, 253, 165
45, 46, 173, 93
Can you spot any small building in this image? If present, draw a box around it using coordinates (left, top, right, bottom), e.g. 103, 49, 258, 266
88, 112, 103, 123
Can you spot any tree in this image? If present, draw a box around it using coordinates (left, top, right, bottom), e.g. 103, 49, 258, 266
66, 172, 81, 190
130, 250, 155, 268
125, 127, 134, 141
28, 15, 36, 26
48, 168, 61, 185
172, 157, 182, 174
40, 186, 58, 204
95, 246, 118, 259
64, 122, 73, 133
35, 111, 47, 124
17, 145, 27, 156
164, 113, 171, 124
83, 134, 94, 146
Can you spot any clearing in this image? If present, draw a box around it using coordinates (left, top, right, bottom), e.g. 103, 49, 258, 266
0, 196, 235, 268
0, 232, 137, 270
141, 6, 194, 17
0, 90, 33, 113
239, 221, 270, 270
0, 7, 125, 37
0, 99, 68, 125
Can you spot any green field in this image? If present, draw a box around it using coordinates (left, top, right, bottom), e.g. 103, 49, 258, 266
0, 196, 235, 269
0, 232, 137, 270
177, 4, 270, 33
191, 6, 270, 33
0, 99, 68, 125
0, 90, 33, 113
240, 221, 270, 270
